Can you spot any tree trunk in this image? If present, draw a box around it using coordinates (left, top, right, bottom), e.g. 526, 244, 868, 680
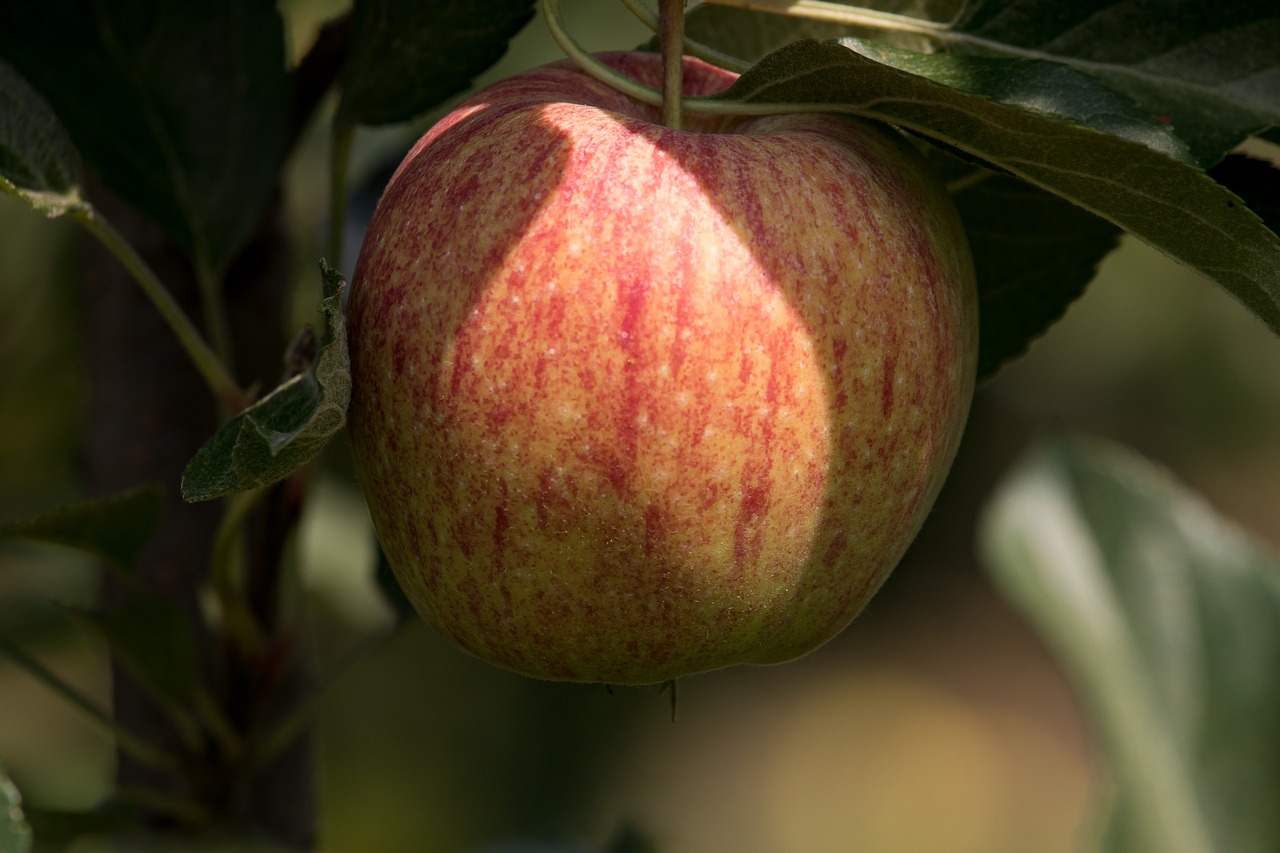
83, 180, 315, 848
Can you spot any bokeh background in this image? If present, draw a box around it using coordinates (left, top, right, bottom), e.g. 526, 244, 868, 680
2, 2, 1278, 851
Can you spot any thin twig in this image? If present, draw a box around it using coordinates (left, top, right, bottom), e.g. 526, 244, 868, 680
659, 0, 686, 130
700, 0, 953, 36
328, 120, 356, 273
195, 261, 236, 392
0, 633, 179, 772
617, 0, 750, 72
72, 207, 249, 413
210, 487, 271, 657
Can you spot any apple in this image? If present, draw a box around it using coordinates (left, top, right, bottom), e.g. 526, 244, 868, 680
347, 51, 978, 684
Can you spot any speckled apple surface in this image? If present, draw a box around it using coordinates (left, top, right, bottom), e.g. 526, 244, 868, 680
347, 52, 978, 684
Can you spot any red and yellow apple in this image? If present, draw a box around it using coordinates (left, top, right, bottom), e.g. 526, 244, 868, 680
347, 52, 978, 684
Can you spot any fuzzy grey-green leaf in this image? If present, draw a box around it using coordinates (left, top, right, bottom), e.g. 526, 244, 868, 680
980, 437, 1280, 853
0, 59, 85, 218
181, 263, 350, 502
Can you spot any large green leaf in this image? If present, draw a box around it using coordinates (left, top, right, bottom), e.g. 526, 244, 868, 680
704, 39, 1280, 347
0, 761, 31, 853
952, 0, 1280, 168
337, 0, 535, 126
0, 1, 290, 274
182, 263, 350, 502
0, 60, 85, 219
0, 486, 164, 573
979, 437, 1280, 853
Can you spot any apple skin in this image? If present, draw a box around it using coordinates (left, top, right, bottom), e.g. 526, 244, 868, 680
348, 51, 977, 684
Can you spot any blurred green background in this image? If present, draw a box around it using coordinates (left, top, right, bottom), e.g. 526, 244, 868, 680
2, 2, 1278, 851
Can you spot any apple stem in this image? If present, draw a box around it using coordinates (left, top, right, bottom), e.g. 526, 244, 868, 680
659, 0, 685, 131
617, 0, 750, 72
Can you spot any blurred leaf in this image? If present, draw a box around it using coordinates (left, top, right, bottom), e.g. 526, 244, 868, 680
0, 761, 31, 853
979, 436, 1280, 853
76, 593, 199, 709
602, 820, 658, 853
952, 0, 1280, 167
337, 0, 535, 126
0, 59, 85, 218
0, 1, 290, 274
182, 263, 350, 502
21, 804, 135, 852
0, 486, 164, 572
711, 39, 1280, 347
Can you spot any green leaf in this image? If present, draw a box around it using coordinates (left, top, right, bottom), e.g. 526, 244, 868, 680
952, 0, 1280, 168
0, 486, 165, 572
0, 1, 290, 274
840, 38, 1191, 161
930, 154, 1121, 378
979, 437, 1280, 853
0, 59, 86, 218
337, 0, 535, 127
710, 40, 1280, 343
0, 761, 31, 853
181, 263, 350, 502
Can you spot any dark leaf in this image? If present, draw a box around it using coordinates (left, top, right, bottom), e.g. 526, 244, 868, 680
838, 37, 1191, 161
952, 0, 1280, 167
0, 486, 165, 572
0, 59, 85, 218
182, 263, 350, 502
707, 40, 1280, 344
0, 1, 290, 274
337, 0, 535, 126
980, 436, 1280, 853
77, 593, 200, 708
927, 152, 1122, 378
